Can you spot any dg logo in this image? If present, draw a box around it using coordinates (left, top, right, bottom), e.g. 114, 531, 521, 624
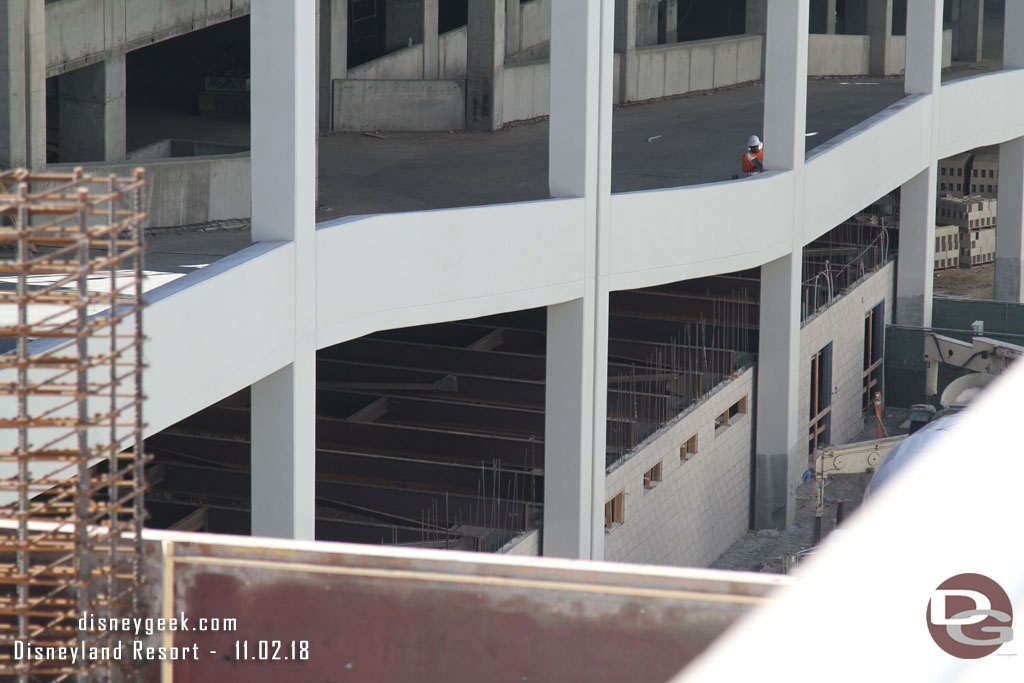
927, 573, 1014, 658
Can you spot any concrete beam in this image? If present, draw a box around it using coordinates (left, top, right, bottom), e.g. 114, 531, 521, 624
0, 0, 45, 169
57, 57, 126, 162
250, 0, 317, 540
958, 0, 983, 63
995, 138, 1024, 303
867, 0, 893, 77
466, 0, 504, 131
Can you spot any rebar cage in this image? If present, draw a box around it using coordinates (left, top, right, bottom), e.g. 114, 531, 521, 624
0, 168, 148, 680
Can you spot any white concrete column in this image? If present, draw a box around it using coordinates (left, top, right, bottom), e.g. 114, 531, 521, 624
544, 0, 614, 560
895, 0, 942, 327
994, 6, 1024, 302
505, 0, 521, 57
250, 0, 317, 540
0, 0, 45, 169
1007, 0, 1024, 70
466, 0, 504, 131
867, 0, 893, 76
754, 0, 807, 531
995, 138, 1024, 302
958, 0, 983, 63
424, 0, 439, 79
614, 0, 638, 102
57, 57, 126, 162
825, 0, 838, 34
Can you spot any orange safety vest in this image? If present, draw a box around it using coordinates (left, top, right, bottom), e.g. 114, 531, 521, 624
741, 149, 764, 175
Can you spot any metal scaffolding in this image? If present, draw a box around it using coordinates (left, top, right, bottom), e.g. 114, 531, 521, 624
0, 168, 148, 680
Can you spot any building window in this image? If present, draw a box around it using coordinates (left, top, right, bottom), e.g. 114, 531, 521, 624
809, 343, 833, 454
973, 169, 978, 177
988, 185, 993, 193
941, 183, 946, 191
716, 396, 748, 435
680, 433, 698, 461
643, 461, 663, 490
957, 183, 962, 191
958, 168, 963, 176
605, 491, 625, 530
972, 185, 977, 193
941, 167, 947, 176
864, 303, 884, 412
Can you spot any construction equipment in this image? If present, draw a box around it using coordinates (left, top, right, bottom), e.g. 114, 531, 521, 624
923, 330, 1024, 400
810, 435, 906, 544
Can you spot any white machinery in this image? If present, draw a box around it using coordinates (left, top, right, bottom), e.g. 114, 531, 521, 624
810, 435, 905, 543
923, 328, 1024, 400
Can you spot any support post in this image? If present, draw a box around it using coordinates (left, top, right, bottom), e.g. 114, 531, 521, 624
466, 0, 504, 131
505, 0, 520, 57
994, 7, 1024, 302
995, 138, 1024, 302
746, 0, 768, 34
895, 0, 942, 327
614, 0, 637, 102
754, 0, 807, 531
317, 0, 348, 131
867, 0, 893, 77
826, 0, 838, 34
958, 0, 983, 63
424, 0, 439, 79
57, 57, 126, 163
250, 0, 317, 540
0, 0, 45, 169
544, 0, 613, 560
664, 0, 678, 43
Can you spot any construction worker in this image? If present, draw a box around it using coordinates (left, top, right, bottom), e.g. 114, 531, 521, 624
741, 135, 764, 176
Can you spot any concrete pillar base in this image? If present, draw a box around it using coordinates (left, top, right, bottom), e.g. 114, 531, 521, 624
754, 451, 792, 530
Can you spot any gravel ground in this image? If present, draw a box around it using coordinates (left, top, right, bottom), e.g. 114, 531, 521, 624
934, 263, 995, 300
710, 407, 910, 573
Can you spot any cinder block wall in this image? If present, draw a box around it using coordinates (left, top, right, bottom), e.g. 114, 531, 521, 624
798, 261, 895, 453
603, 367, 754, 568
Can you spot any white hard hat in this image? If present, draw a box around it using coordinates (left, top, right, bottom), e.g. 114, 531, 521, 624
748, 135, 762, 148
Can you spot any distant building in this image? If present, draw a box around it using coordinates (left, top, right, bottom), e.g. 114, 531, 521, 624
938, 146, 999, 198
938, 195, 997, 267
934, 224, 960, 270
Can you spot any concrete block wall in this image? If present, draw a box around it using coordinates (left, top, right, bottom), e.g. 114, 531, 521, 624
625, 35, 763, 103
348, 43, 426, 80
798, 262, 895, 463
808, 34, 870, 76
51, 153, 251, 227
347, 27, 468, 81
502, 62, 550, 123
603, 367, 755, 568
499, 528, 540, 556
333, 79, 465, 132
